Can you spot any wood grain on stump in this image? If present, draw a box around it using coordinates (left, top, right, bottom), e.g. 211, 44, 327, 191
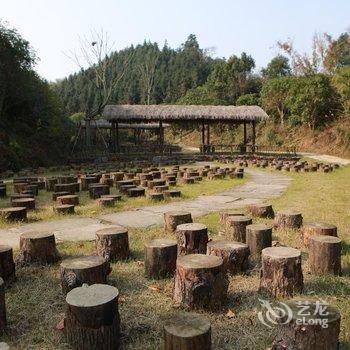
164, 211, 193, 234
219, 211, 244, 226
173, 254, 228, 309
60, 256, 111, 294
154, 185, 169, 193
144, 239, 177, 279
301, 222, 337, 247
0, 278, 6, 333
46, 177, 58, 192
163, 313, 211, 350
0, 246, 15, 283
12, 198, 35, 210
57, 194, 79, 206
52, 191, 70, 201
246, 224, 272, 256
16, 231, 60, 265
148, 193, 164, 201
89, 184, 109, 199
80, 176, 98, 191
272, 300, 340, 350
164, 190, 181, 198
226, 216, 252, 243
176, 223, 208, 256
206, 240, 249, 274
0, 207, 27, 222
274, 210, 303, 229
96, 226, 130, 261
54, 204, 75, 214
248, 203, 274, 218
308, 235, 341, 276
65, 284, 120, 350
98, 197, 115, 207
259, 247, 303, 298
127, 187, 145, 197
101, 194, 122, 201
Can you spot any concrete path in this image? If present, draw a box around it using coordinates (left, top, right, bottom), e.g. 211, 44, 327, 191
299, 152, 350, 165
0, 169, 291, 248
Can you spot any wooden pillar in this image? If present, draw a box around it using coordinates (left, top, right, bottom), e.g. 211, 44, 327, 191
206, 123, 210, 145
112, 122, 116, 153
202, 122, 205, 145
243, 122, 247, 145
159, 120, 164, 154
115, 122, 119, 153
252, 121, 256, 151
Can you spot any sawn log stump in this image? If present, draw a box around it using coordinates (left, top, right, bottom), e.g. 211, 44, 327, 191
176, 223, 208, 256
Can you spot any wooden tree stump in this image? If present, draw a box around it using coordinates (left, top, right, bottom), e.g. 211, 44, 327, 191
148, 193, 164, 201
274, 210, 303, 229
54, 183, 77, 195
163, 313, 211, 350
60, 256, 111, 294
301, 222, 337, 247
10, 194, 33, 205
24, 184, 38, 196
0, 278, 6, 333
0, 246, 15, 283
54, 204, 75, 214
13, 182, 27, 194
176, 223, 208, 255
46, 177, 58, 191
52, 191, 70, 201
12, 198, 35, 210
272, 300, 340, 350
0, 207, 27, 222
0, 187, 6, 198
248, 203, 274, 219
206, 240, 249, 274
154, 185, 169, 193
226, 216, 252, 243
80, 176, 98, 191
246, 224, 272, 256
164, 190, 181, 198
96, 227, 130, 261
16, 231, 60, 265
65, 284, 120, 350
101, 194, 122, 201
308, 235, 341, 276
173, 254, 228, 309
89, 184, 109, 199
164, 211, 193, 234
98, 197, 115, 207
127, 187, 145, 197
144, 239, 177, 279
219, 211, 244, 226
57, 194, 79, 206
259, 247, 303, 298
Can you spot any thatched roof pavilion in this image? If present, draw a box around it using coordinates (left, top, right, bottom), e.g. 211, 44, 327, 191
79, 119, 170, 130
102, 104, 269, 154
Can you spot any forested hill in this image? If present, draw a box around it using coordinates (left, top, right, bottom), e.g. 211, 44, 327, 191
52, 35, 217, 116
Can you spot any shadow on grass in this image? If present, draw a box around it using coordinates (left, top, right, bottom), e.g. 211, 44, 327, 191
304, 275, 350, 296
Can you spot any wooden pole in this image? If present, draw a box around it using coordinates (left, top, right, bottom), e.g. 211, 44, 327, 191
202, 122, 205, 145
252, 121, 256, 151
206, 123, 210, 145
243, 122, 247, 145
159, 120, 164, 154
112, 122, 116, 153
116, 122, 119, 153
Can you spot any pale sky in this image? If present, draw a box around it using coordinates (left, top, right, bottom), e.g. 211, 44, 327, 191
2, 0, 350, 81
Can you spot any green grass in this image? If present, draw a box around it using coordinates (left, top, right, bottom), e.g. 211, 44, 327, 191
2, 165, 350, 349
0, 175, 247, 229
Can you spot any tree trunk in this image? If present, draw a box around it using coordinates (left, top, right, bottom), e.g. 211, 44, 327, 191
60, 256, 111, 294
164, 211, 193, 234
308, 235, 341, 276
0, 246, 15, 283
173, 254, 228, 309
272, 300, 340, 350
65, 284, 120, 350
144, 239, 177, 279
16, 232, 60, 265
274, 211, 303, 229
95, 227, 130, 262
176, 223, 208, 256
259, 247, 303, 298
226, 216, 252, 243
248, 204, 274, 219
163, 313, 211, 350
246, 224, 272, 256
301, 222, 337, 247
0, 278, 6, 333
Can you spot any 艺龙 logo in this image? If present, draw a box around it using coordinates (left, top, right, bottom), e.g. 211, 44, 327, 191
257, 298, 293, 328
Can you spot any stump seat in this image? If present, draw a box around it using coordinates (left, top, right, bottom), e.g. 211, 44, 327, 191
164, 211, 192, 234
98, 197, 115, 207
176, 223, 208, 255
12, 198, 35, 210
52, 191, 70, 201
248, 203, 274, 218
0, 246, 15, 283
148, 193, 164, 201
274, 210, 303, 229
301, 222, 337, 247
246, 224, 272, 256
54, 204, 75, 214
0, 207, 27, 221
164, 190, 181, 198
226, 216, 252, 243
57, 194, 79, 206
127, 187, 145, 197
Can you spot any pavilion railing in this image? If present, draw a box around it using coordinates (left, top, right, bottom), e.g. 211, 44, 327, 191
200, 144, 297, 155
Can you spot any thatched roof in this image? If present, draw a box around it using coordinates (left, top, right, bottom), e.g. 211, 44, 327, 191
79, 119, 170, 129
103, 105, 269, 122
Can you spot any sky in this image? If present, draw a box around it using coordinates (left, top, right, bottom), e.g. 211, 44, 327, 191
2, 0, 350, 81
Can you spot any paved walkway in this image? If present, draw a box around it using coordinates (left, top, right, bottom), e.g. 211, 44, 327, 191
0, 169, 291, 248
299, 152, 350, 165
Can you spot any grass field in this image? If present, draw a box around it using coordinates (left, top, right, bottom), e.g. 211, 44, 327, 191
2, 165, 350, 349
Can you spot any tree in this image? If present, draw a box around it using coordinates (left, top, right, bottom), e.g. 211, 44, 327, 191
332, 67, 350, 113
236, 93, 260, 106
262, 55, 291, 78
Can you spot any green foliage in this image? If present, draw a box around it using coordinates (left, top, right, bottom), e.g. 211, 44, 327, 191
0, 21, 73, 171
262, 55, 291, 78
236, 93, 260, 106
69, 112, 84, 123
332, 67, 350, 113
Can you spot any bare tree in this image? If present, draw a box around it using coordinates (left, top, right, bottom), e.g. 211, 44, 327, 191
138, 48, 159, 105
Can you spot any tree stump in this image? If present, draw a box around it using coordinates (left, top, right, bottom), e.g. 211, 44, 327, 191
301, 222, 337, 247
54, 183, 77, 195
308, 235, 341, 276
0, 187, 6, 198
248, 203, 274, 218
148, 193, 164, 201
206, 240, 249, 274
60, 256, 111, 294
144, 239, 177, 279
0, 278, 6, 333
0, 207, 27, 222
52, 191, 70, 201
164, 211, 193, 234
10, 194, 33, 205
274, 210, 303, 229
246, 224, 272, 256
57, 195, 79, 206
80, 176, 98, 191
163, 313, 211, 350
181, 177, 195, 184
96, 227, 130, 261
101, 194, 122, 201
24, 184, 38, 196
226, 216, 252, 243
272, 300, 340, 350
127, 187, 145, 197
46, 177, 58, 191
98, 197, 115, 207
219, 211, 244, 226
173, 254, 228, 309
12, 198, 35, 210
176, 223, 208, 255
65, 284, 120, 350
0, 246, 15, 283
154, 185, 169, 193
164, 190, 181, 198
89, 184, 109, 199
259, 247, 303, 298
54, 204, 75, 214
16, 231, 60, 265
13, 182, 27, 194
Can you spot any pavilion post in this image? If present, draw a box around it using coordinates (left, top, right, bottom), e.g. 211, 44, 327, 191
159, 120, 164, 154
115, 122, 119, 153
206, 123, 210, 145
112, 121, 116, 153
252, 121, 256, 152
243, 121, 247, 145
